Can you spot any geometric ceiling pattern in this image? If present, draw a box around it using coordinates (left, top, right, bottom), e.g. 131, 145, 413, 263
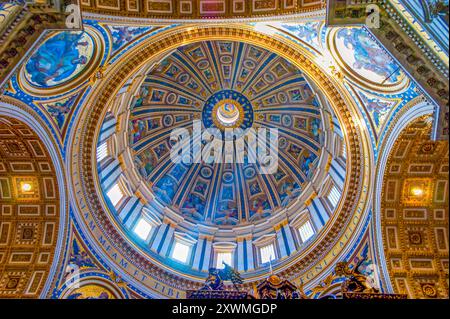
381, 116, 449, 299
80, 0, 324, 20
75, 22, 372, 297
129, 40, 326, 226
0, 116, 59, 298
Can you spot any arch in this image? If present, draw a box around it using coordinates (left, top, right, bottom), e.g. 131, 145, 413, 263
0, 97, 69, 298
373, 96, 435, 293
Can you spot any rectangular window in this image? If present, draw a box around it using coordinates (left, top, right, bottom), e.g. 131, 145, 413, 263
260, 244, 276, 264
106, 183, 124, 207
327, 185, 341, 209
342, 143, 347, 159
97, 141, 108, 162
172, 242, 190, 264
134, 218, 152, 240
216, 252, 232, 269
299, 220, 315, 243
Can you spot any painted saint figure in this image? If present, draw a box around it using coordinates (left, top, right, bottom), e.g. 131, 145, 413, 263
26, 32, 91, 87
337, 28, 402, 83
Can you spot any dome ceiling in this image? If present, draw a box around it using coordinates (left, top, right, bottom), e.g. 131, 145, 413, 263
59, 24, 369, 294
128, 40, 326, 227
1, 1, 447, 299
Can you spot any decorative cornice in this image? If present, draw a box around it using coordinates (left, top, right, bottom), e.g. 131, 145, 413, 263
80, 0, 325, 21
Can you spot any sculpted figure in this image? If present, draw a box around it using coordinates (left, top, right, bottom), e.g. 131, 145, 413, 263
335, 259, 380, 294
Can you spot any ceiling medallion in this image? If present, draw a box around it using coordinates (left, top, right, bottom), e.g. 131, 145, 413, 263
18, 26, 104, 96
214, 99, 243, 129
203, 90, 254, 135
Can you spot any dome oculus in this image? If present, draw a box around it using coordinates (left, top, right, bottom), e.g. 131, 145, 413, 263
216, 101, 241, 127
203, 90, 253, 134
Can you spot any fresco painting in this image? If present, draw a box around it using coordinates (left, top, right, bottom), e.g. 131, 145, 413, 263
108, 26, 152, 53
25, 31, 94, 88
359, 92, 397, 134
41, 95, 78, 129
336, 28, 403, 84
280, 22, 321, 50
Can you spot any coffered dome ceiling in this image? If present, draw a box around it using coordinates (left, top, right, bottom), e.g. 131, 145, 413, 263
0, 116, 60, 298
89, 31, 355, 286
127, 40, 329, 227
1, 0, 448, 301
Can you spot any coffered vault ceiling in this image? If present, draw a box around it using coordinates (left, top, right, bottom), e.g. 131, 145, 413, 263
381, 116, 449, 299
0, 116, 60, 298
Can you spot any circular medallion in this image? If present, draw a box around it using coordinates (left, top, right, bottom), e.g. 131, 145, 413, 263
220, 56, 233, 64
200, 167, 213, 179
223, 172, 234, 183
166, 92, 177, 104
19, 27, 103, 96
244, 60, 256, 69
244, 166, 257, 179
282, 114, 292, 127
197, 60, 210, 70
278, 92, 288, 104
163, 115, 174, 127
264, 72, 275, 83
202, 90, 254, 137
178, 73, 189, 84
279, 137, 288, 149
328, 27, 408, 93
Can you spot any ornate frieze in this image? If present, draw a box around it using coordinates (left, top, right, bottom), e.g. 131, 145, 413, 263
80, 0, 325, 20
